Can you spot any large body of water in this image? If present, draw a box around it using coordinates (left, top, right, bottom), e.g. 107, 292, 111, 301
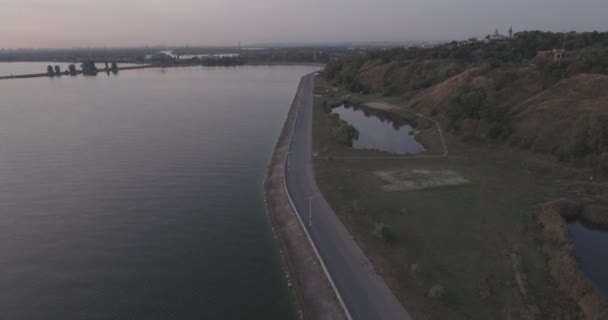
568, 222, 608, 295
0, 64, 319, 319
332, 104, 425, 154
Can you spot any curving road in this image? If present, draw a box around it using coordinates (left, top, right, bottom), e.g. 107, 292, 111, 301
285, 74, 412, 320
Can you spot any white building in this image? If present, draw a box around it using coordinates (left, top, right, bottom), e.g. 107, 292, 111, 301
486, 26, 513, 41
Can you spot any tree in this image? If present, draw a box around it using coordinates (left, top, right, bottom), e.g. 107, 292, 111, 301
54, 65, 61, 76
569, 113, 591, 156
373, 223, 395, 242
81, 60, 98, 76
68, 64, 77, 75
588, 114, 608, 154
111, 62, 119, 74
335, 123, 359, 146
429, 285, 446, 299
47, 65, 55, 76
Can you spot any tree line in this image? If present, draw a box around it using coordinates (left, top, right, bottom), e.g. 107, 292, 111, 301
46, 61, 119, 77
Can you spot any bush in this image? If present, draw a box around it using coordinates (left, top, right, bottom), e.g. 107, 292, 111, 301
322, 99, 332, 113
410, 264, 421, 273
372, 223, 395, 242
81, 60, 98, 76
599, 152, 608, 175
335, 123, 359, 146
428, 285, 445, 299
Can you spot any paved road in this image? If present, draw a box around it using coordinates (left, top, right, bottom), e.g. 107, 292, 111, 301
286, 74, 412, 320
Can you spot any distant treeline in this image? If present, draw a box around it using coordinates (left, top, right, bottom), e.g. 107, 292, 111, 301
337, 31, 608, 74
44, 60, 119, 77
0, 46, 346, 65
153, 54, 244, 67
325, 31, 608, 92
0, 47, 153, 63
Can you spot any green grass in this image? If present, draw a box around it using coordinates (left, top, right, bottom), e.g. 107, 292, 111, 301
311, 80, 579, 319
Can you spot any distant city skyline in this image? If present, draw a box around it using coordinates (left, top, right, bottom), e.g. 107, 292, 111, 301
1, 0, 607, 49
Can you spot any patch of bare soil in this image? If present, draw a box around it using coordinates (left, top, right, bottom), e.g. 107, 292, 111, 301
374, 169, 469, 191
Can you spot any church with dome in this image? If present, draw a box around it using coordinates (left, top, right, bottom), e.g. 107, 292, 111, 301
486, 26, 514, 41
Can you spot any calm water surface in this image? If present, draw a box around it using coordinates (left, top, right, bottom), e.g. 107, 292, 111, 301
332, 104, 425, 154
568, 222, 608, 295
0, 64, 319, 319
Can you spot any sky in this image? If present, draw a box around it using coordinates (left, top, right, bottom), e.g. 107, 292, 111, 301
1, 0, 607, 48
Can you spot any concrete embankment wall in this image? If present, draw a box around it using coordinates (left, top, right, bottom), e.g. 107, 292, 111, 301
264, 75, 346, 320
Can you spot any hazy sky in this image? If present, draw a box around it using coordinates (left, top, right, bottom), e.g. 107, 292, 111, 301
1, 0, 607, 48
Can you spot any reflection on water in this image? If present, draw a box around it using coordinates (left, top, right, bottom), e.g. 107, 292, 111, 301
0, 64, 317, 320
332, 104, 425, 154
568, 221, 608, 294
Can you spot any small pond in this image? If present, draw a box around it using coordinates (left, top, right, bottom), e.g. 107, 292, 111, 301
332, 104, 425, 154
568, 221, 608, 295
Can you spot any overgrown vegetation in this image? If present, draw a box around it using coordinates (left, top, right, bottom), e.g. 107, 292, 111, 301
563, 113, 608, 160
324, 31, 608, 96
335, 123, 359, 146
322, 30, 608, 172
312, 77, 587, 319
446, 76, 512, 140
428, 285, 446, 300
372, 223, 395, 242
81, 60, 98, 76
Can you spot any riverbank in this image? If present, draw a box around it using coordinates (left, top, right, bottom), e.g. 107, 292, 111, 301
264, 75, 346, 320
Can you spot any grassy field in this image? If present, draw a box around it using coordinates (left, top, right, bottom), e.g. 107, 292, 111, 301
312, 78, 587, 319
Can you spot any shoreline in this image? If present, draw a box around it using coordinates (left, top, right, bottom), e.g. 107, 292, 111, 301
264, 75, 346, 320
536, 199, 608, 319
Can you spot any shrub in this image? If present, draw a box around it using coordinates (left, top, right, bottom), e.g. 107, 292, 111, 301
322, 99, 332, 113
599, 152, 608, 175
68, 64, 77, 75
81, 60, 98, 76
428, 285, 445, 299
410, 264, 421, 273
372, 223, 395, 242
335, 123, 359, 146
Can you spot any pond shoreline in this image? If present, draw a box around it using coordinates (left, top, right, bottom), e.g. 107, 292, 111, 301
536, 199, 608, 319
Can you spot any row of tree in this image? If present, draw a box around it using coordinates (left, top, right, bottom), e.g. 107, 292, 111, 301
46, 61, 119, 77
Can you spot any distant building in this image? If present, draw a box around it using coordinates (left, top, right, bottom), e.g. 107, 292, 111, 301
536, 49, 577, 63
485, 26, 513, 41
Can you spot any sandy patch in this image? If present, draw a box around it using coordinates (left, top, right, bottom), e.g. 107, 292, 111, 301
365, 102, 398, 112
375, 169, 469, 191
